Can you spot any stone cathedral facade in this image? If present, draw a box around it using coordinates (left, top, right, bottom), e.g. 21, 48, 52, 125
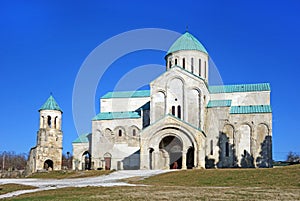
72, 32, 273, 171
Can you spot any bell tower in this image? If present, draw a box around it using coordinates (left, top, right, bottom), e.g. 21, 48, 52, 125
27, 95, 63, 173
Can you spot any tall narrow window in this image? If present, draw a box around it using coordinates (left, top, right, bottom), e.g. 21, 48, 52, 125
225, 141, 229, 157
171, 106, 175, 115
177, 105, 181, 119
191, 58, 194, 73
210, 140, 213, 155
47, 116, 51, 128
199, 59, 201, 76
204, 61, 207, 78
132, 129, 136, 136
169, 60, 172, 68
118, 129, 122, 137
175, 59, 178, 65
182, 58, 185, 69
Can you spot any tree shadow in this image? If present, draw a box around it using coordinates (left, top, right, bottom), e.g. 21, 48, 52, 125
216, 132, 238, 168
256, 135, 273, 168
240, 150, 254, 168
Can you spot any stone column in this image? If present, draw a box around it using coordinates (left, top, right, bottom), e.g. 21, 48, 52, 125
182, 150, 187, 169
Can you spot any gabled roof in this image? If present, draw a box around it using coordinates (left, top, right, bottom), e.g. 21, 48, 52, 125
167, 32, 208, 55
230, 105, 272, 114
101, 90, 150, 99
39, 95, 62, 112
207, 100, 232, 108
209, 83, 271, 94
93, 111, 141, 120
72, 133, 91, 143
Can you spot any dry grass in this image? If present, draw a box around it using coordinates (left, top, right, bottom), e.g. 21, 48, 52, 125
27, 170, 112, 179
0, 184, 36, 195
2, 165, 300, 200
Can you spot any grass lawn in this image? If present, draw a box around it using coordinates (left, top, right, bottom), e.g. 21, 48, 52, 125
2, 165, 300, 200
28, 170, 112, 179
0, 184, 36, 195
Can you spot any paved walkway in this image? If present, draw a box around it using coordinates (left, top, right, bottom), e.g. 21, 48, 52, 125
0, 170, 172, 199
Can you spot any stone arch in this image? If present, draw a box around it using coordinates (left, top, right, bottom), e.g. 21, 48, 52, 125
114, 126, 126, 142
152, 91, 166, 121
187, 87, 201, 128
218, 124, 236, 168
143, 123, 200, 170
104, 128, 114, 142
159, 135, 183, 169
129, 125, 139, 137
167, 77, 184, 119
103, 152, 112, 170
237, 124, 253, 167
82, 151, 91, 170
256, 123, 272, 167
44, 159, 53, 171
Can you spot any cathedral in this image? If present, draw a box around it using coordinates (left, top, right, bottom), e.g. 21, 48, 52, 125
69, 31, 272, 170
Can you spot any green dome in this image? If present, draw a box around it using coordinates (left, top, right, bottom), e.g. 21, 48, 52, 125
39, 95, 62, 112
167, 32, 208, 55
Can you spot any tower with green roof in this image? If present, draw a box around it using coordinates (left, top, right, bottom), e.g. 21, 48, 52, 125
165, 31, 209, 82
27, 95, 63, 173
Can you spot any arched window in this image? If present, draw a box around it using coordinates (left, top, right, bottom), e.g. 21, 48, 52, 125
191, 58, 194, 73
225, 141, 229, 157
204, 61, 207, 78
182, 58, 185, 69
132, 129, 136, 136
169, 60, 172, 68
54, 117, 58, 129
177, 105, 181, 119
175, 58, 178, 65
171, 106, 175, 116
47, 116, 51, 128
199, 59, 201, 76
118, 129, 122, 137
210, 140, 213, 155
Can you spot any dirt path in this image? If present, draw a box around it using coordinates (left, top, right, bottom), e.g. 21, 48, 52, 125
0, 170, 172, 199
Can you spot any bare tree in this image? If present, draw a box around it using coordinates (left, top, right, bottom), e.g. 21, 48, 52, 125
286, 152, 300, 163
0, 151, 28, 171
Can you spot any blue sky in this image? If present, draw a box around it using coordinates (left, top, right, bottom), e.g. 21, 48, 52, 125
0, 0, 299, 161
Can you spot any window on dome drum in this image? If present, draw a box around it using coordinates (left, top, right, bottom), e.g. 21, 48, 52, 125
118, 129, 122, 137
204, 61, 207, 78
172, 106, 175, 116
169, 60, 172, 68
47, 116, 51, 128
210, 140, 213, 155
175, 58, 177, 65
199, 59, 201, 76
225, 141, 229, 157
191, 58, 194, 73
177, 105, 181, 119
132, 129, 136, 136
183, 58, 185, 69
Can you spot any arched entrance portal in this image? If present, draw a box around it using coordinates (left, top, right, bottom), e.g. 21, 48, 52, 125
82, 151, 91, 170
44, 159, 53, 171
159, 136, 183, 169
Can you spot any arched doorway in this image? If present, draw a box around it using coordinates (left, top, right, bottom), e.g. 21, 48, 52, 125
103, 152, 112, 170
82, 151, 91, 170
187, 147, 194, 169
44, 159, 53, 171
159, 136, 182, 169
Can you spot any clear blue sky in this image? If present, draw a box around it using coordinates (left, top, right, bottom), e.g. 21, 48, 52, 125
1, 0, 299, 161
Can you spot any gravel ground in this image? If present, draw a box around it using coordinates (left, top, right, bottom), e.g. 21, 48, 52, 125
0, 170, 172, 199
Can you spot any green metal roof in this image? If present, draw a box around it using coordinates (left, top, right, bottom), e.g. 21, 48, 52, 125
230, 105, 272, 114
93, 111, 141, 120
209, 83, 271, 94
207, 100, 232, 108
167, 32, 208, 55
39, 95, 62, 112
72, 133, 91, 143
101, 90, 150, 99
